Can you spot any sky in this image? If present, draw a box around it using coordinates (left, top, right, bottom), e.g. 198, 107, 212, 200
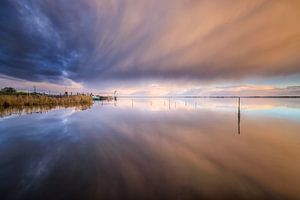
0, 0, 300, 96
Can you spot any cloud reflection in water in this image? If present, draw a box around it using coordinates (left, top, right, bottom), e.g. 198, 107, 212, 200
0, 98, 300, 200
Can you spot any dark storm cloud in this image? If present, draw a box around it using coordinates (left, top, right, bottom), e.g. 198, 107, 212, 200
0, 0, 96, 82
0, 0, 300, 84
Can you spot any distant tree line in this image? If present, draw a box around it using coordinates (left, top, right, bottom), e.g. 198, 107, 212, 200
0, 87, 17, 94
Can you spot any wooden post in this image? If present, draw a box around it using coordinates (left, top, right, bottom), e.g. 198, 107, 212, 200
238, 97, 241, 135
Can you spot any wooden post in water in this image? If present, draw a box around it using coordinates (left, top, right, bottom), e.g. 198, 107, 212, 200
238, 97, 241, 135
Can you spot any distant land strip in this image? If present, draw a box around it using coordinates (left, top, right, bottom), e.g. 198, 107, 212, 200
118, 95, 300, 99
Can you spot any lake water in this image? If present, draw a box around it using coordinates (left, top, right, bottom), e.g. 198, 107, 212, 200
0, 98, 300, 200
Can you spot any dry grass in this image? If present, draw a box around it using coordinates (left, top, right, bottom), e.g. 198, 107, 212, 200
0, 94, 93, 107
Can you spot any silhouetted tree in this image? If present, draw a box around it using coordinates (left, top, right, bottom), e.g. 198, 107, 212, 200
1, 87, 16, 93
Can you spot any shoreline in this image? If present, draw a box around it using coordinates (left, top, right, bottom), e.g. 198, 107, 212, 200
0, 93, 93, 108
117, 96, 300, 99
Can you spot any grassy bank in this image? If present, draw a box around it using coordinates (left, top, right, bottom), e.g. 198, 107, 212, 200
0, 94, 93, 107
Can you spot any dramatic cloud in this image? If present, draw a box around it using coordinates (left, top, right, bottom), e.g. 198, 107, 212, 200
0, 0, 300, 85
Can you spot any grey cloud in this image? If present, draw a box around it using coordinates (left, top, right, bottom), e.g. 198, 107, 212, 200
0, 0, 300, 84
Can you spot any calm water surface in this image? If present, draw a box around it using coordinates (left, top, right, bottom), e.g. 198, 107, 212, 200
0, 98, 300, 200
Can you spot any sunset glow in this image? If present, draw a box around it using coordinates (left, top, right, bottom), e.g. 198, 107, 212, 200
0, 0, 299, 94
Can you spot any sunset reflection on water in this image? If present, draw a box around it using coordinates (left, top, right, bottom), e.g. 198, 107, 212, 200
0, 98, 299, 200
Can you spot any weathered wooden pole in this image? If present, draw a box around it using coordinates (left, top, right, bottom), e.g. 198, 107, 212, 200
238, 97, 241, 135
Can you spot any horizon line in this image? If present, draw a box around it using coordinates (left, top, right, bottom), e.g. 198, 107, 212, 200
117, 95, 300, 99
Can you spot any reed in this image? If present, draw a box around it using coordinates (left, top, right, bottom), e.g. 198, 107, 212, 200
0, 94, 93, 107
